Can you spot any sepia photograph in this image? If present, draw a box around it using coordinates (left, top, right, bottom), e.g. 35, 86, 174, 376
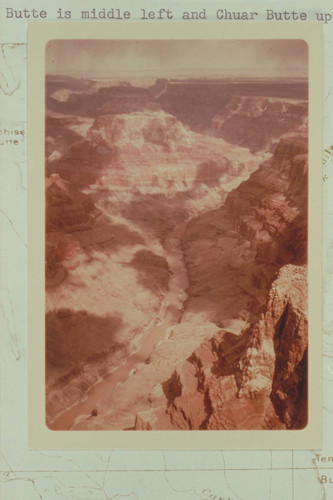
43, 37, 310, 432
25, 21, 322, 449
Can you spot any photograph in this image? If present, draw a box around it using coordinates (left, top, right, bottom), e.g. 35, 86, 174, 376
43, 37, 310, 432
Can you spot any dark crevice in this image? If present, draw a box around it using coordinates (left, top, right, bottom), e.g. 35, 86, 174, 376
162, 370, 182, 406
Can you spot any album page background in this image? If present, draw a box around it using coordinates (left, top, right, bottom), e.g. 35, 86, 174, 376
1, 1, 332, 498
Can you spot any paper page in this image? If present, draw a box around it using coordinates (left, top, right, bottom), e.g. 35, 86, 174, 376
1, 1, 332, 498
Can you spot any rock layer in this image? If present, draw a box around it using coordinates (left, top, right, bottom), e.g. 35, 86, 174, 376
211, 96, 308, 152
44, 76, 309, 430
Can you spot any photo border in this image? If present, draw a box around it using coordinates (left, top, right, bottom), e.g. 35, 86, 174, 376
28, 21, 322, 449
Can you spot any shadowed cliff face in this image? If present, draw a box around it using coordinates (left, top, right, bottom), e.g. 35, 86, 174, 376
45, 76, 308, 429
157, 264, 307, 431
130, 138, 308, 431
46, 310, 123, 374
210, 96, 308, 153
46, 81, 152, 117
45, 307, 128, 421
179, 137, 307, 326
46, 139, 117, 188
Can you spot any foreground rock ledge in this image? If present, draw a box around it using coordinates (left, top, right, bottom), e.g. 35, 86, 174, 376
135, 264, 307, 430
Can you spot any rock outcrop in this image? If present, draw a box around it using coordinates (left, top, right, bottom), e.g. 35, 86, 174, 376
134, 264, 307, 430
87, 111, 195, 151
211, 96, 308, 152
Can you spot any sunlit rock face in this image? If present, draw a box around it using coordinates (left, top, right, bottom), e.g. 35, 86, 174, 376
154, 264, 307, 431
87, 111, 195, 150
44, 75, 308, 430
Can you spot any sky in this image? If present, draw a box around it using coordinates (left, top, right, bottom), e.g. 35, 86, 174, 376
46, 39, 308, 79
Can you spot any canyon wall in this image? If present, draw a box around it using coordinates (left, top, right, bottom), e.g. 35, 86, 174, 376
44, 77, 308, 430
67, 135, 308, 431
132, 138, 308, 430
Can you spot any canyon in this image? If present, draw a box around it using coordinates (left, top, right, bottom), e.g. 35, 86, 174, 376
45, 76, 308, 430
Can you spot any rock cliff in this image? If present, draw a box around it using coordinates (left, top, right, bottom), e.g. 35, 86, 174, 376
210, 96, 308, 152
86, 111, 195, 151
130, 137, 309, 430
147, 264, 307, 430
